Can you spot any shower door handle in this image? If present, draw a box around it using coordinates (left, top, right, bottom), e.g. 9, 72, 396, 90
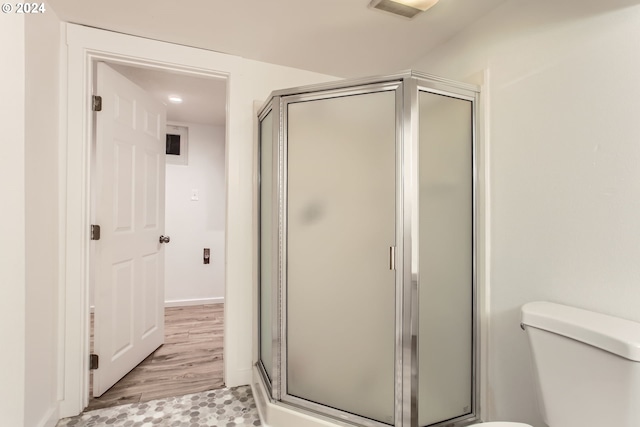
389, 246, 396, 271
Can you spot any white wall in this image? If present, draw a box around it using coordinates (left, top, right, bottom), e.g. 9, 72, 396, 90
0, 4, 62, 427
411, 1, 640, 425
0, 13, 27, 427
165, 122, 226, 305
24, 6, 62, 427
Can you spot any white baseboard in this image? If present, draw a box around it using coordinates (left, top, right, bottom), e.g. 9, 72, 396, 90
164, 297, 224, 307
92, 298, 224, 312
37, 405, 59, 427
91, 298, 223, 313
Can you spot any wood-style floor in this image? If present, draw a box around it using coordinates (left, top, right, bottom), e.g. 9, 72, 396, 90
87, 304, 224, 411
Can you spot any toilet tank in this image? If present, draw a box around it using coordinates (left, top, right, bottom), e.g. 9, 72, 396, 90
521, 302, 640, 427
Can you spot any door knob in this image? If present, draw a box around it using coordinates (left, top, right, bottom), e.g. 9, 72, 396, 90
159, 235, 171, 244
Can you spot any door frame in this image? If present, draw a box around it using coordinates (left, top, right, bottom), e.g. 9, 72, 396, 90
60, 24, 234, 416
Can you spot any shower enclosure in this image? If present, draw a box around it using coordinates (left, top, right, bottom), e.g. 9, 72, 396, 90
256, 71, 479, 427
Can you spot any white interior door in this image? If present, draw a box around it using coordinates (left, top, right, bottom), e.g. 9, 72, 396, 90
92, 62, 167, 397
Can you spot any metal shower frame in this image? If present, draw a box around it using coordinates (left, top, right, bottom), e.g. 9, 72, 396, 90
256, 70, 480, 427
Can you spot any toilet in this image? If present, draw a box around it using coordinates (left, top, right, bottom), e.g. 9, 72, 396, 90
471, 301, 640, 426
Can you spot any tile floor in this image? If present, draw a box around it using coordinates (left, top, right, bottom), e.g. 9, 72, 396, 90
56, 386, 261, 427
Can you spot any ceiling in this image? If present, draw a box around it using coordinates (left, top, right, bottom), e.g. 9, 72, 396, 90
57, 0, 510, 126
48, 0, 509, 78
109, 63, 227, 126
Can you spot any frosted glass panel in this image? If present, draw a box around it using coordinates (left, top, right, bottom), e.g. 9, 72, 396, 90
418, 92, 473, 426
287, 91, 396, 424
259, 110, 274, 381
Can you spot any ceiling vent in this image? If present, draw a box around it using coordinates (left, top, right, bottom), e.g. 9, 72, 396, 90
369, 0, 439, 18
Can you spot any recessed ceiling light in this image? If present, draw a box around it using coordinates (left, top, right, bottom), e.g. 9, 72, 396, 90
369, 0, 439, 18
168, 95, 183, 104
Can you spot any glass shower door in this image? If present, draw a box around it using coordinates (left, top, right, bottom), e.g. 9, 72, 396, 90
418, 90, 474, 426
284, 87, 398, 425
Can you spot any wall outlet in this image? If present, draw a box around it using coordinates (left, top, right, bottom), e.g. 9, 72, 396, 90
191, 189, 199, 201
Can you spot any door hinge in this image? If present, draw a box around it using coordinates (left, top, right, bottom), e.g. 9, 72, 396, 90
90, 354, 99, 370
91, 224, 101, 241
92, 95, 102, 112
